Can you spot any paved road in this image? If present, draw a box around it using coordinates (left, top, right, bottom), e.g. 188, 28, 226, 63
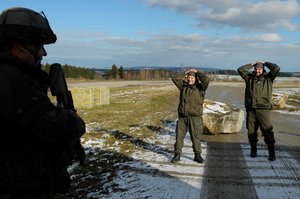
196, 84, 299, 198
128, 115, 299, 199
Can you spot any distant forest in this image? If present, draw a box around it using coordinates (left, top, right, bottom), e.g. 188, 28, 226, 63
42, 63, 299, 80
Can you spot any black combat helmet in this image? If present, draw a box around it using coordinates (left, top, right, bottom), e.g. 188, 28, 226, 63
0, 7, 56, 44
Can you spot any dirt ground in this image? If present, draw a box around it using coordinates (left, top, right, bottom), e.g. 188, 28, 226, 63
66, 80, 300, 199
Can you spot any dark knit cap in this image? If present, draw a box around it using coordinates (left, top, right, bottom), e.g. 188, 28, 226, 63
254, 62, 264, 69
187, 71, 196, 77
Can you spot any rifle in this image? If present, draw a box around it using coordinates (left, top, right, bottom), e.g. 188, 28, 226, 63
49, 63, 86, 165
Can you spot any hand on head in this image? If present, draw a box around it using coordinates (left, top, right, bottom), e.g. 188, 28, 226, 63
187, 68, 197, 73
253, 61, 265, 67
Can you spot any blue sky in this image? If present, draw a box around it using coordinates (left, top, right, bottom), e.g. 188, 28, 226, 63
1, 0, 300, 71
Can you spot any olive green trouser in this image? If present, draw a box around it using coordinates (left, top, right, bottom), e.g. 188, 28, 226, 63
246, 108, 275, 145
174, 116, 203, 154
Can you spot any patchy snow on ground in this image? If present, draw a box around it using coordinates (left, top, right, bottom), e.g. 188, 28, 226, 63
77, 118, 300, 199
77, 120, 207, 199
241, 144, 300, 199
204, 101, 230, 114
73, 96, 300, 198
273, 88, 299, 96
273, 109, 300, 115
273, 88, 300, 115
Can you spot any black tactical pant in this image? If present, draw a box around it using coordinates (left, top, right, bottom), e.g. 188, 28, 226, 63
246, 108, 275, 145
0, 192, 56, 199
174, 116, 203, 154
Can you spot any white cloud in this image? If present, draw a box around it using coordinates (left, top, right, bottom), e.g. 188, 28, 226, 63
42, 1, 300, 72
43, 30, 300, 71
257, 33, 283, 42
146, 0, 300, 31
146, 0, 201, 15
233, 33, 283, 42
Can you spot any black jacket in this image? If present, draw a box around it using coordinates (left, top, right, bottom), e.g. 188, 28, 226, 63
0, 58, 85, 194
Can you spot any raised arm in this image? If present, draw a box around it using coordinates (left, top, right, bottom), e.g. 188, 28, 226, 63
172, 72, 185, 90
195, 70, 209, 92
237, 63, 253, 80
264, 62, 280, 81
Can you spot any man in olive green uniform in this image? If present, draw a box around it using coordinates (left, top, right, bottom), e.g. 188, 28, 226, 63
171, 69, 209, 163
238, 61, 280, 161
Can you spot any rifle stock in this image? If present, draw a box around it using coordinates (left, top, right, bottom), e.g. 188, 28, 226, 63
49, 63, 86, 165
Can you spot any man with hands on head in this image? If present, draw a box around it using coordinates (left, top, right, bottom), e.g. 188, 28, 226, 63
238, 61, 280, 161
171, 68, 209, 163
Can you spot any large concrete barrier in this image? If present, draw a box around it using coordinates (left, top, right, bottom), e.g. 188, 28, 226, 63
69, 87, 110, 108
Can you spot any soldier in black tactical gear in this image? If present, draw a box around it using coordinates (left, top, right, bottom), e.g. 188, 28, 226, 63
0, 7, 86, 198
238, 61, 280, 161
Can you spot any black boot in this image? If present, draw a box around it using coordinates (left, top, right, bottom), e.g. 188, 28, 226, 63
171, 153, 180, 163
250, 143, 257, 158
194, 153, 205, 163
268, 144, 276, 161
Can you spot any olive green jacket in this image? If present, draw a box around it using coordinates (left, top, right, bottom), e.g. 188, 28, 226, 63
172, 71, 209, 117
238, 62, 280, 109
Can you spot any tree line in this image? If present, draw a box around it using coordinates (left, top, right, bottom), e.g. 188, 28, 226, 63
42, 63, 98, 79
42, 63, 176, 80
42, 63, 298, 80
103, 64, 175, 80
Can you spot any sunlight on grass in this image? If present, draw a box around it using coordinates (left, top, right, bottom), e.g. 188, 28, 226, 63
76, 84, 178, 154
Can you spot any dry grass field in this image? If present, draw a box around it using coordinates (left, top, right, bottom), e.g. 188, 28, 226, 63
78, 84, 179, 154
